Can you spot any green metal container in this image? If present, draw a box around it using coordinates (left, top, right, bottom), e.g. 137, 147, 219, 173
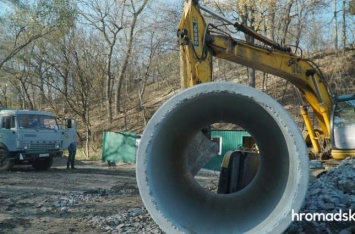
204, 130, 251, 170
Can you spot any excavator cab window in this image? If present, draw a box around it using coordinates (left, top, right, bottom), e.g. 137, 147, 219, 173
332, 96, 355, 149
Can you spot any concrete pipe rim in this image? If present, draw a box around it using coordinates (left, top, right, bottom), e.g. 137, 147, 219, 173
136, 82, 309, 234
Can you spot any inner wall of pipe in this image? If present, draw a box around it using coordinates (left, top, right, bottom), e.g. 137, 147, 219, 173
138, 82, 308, 234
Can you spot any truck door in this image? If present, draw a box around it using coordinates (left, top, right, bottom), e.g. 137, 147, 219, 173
0, 116, 17, 151
62, 118, 77, 149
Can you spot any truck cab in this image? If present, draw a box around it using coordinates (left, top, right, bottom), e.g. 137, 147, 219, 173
0, 109, 77, 171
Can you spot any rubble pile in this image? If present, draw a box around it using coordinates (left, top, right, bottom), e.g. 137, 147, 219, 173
84, 186, 163, 233
89, 207, 162, 234
286, 157, 355, 234
38, 185, 162, 233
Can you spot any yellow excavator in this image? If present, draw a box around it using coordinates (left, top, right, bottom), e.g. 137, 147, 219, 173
136, 0, 355, 233
178, 1, 355, 160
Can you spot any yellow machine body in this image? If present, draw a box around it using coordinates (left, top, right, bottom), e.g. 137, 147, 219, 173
178, 0, 354, 160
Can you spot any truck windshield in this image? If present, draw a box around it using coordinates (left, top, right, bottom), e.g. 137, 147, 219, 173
17, 114, 58, 130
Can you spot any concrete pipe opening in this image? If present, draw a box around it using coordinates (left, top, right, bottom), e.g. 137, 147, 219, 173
136, 82, 309, 234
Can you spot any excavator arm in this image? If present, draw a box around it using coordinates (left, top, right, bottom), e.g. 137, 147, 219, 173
178, 0, 335, 157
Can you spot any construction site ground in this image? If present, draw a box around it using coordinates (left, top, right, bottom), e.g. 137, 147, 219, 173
0, 157, 144, 234
0, 156, 354, 234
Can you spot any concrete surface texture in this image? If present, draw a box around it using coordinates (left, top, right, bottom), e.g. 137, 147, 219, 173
136, 82, 309, 234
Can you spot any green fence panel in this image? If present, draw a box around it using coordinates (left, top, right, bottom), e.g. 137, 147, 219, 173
102, 131, 137, 163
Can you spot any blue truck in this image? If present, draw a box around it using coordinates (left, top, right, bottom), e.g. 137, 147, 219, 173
0, 109, 77, 170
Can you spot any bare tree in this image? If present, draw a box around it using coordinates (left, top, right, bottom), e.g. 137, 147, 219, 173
238, 2, 257, 87
44, 32, 101, 157
79, 0, 125, 123
334, 0, 339, 55
342, 0, 347, 55
114, 0, 149, 115
279, 0, 295, 45
0, 0, 76, 69
135, 31, 161, 126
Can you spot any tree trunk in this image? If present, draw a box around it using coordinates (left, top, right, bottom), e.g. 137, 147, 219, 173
246, 35, 256, 88
85, 122, 90, 158
105, 40, 116, 123
334, 0, 339, 55
20, 79, 34, 110
281, 0, 294, 45
267, 1, 276, 40
106, 61, 113, 123
262, 73, 268, 92
248, 68, 256, 88
342, 0, 346, 55
114, 0, 148, 115
241, 4, 256, 88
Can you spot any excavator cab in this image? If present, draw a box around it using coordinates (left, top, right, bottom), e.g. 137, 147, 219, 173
331, 95, 355, 157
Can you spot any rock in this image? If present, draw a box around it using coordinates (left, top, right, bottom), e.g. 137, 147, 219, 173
340, 195, 350, 205
285, 157, 355, 233
60, 207, 69, 212
325, 203, 335, 210
338, 179, 355, 195
310, 188, 320, 195
117, 223, 125, 228
40, 207, 49, 212
338, 228, 352, 234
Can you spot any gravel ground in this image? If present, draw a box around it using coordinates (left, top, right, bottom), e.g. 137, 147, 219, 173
285, 157, 355, 234
0, 156, 354, 234
0, 157, 160, 234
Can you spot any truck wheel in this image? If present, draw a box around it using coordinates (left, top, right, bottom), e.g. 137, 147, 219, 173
32, 157, 53, 171
0, 147, 14, 171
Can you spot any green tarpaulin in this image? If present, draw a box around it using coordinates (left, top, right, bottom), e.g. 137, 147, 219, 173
102, 132, 137, 163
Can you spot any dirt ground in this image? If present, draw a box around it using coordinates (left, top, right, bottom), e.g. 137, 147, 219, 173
2, 156, 351, 234
0, 157, 143, 234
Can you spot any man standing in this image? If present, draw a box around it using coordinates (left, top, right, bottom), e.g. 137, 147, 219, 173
67, 142, 77, 169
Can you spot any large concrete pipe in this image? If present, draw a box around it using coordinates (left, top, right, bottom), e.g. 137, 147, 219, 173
136, 82, 309, 234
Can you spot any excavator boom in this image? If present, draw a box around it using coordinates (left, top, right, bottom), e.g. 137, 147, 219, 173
178, 0, 354, 158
